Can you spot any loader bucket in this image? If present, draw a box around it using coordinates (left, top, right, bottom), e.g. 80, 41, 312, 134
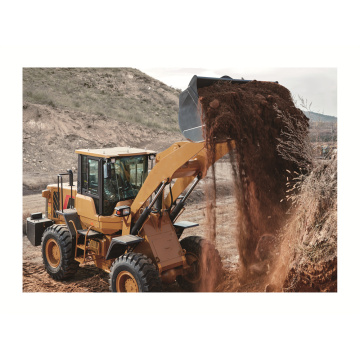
178, 75, 252, 142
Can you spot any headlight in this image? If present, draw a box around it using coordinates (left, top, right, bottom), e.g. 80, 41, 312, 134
114, 206, 131, 217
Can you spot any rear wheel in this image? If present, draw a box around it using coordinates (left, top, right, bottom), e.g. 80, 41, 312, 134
41, 224, 79, 280
109, 253, 162, 292
177, 236, 223, 292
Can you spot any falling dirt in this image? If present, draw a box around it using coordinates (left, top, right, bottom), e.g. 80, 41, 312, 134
198, 80, 309, 287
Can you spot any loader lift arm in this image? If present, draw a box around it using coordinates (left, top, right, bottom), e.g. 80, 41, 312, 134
123, 140, 235, 236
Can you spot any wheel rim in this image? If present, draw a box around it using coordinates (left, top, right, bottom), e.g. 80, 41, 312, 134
184, 252, 201, 283
116, 271, 139, 292
45, 238, 61, 268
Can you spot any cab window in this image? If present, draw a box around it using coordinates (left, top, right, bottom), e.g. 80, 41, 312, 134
88, 159, 99, 195
81, 155, 100, 213
103, 155, 148, 215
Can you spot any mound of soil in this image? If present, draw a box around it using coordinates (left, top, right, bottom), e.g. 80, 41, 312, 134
272, 152, 338, 292
283, 258, 337, 292
198, 80, 309, 275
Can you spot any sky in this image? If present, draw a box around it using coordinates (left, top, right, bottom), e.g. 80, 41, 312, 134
141, 67, 337, 117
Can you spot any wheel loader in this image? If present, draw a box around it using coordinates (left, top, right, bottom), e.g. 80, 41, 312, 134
26, 75, 250, 292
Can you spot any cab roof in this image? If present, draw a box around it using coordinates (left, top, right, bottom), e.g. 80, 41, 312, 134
75, 147, 156, 158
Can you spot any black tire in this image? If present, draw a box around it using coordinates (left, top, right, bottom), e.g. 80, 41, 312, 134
177, 236, 223, 292
109, 252, 162, 292
41, 224, 79, 280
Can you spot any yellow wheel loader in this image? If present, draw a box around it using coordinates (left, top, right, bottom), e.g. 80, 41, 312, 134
26, 75, 248, 292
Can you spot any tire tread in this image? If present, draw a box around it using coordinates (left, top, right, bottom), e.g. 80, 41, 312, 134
109, 252, 162, 292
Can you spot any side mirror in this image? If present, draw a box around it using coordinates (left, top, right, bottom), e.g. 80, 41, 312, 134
104, 163, 112, 179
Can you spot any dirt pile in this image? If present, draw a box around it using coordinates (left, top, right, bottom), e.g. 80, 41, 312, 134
198, 80, 309, 281
270, 152, 337, 292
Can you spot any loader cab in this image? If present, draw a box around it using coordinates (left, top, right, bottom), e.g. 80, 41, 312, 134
76, 147, 156, 216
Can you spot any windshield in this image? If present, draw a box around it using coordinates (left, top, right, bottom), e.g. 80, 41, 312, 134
103, 155, 148, 215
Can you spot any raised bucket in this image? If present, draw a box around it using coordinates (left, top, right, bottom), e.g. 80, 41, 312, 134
178, 75, 251, 142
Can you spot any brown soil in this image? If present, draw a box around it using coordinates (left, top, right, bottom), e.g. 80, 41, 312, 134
23, 261, 110, 292
198, 80, 309, 284
269, 153, 338, 292
283, 258, 337, 292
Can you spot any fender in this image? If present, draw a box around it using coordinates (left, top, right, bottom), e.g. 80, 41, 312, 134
173, 220, 199, 238
56, 209, 82, 237
105, 235, 144, 260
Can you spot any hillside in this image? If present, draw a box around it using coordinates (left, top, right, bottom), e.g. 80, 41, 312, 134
23, 68, 181, 131
304, 110, 337, 123
22, 68, 184, 192
301, 111, 337, 143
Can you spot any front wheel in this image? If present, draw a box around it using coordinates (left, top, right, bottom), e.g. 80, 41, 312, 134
109, 253, 162, 292
177, 236, 223, 292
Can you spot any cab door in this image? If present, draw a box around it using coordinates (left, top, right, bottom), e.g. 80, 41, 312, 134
80, 155, 103, 214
